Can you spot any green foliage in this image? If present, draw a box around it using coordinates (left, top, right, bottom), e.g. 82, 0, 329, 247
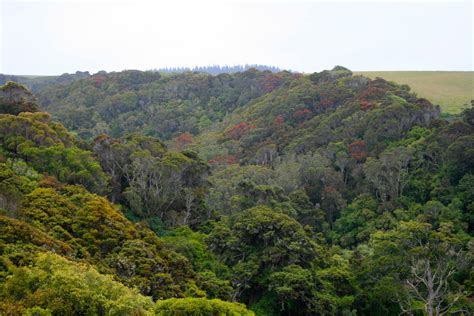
331, 194, 382, 247
0, 81, 38, 115
269, 264, 314, 311
0, 252, 154, 315
215, 206, 320, 267
309, 65, 353, 84
162, 226, 232, 300
0, 161, 38, 214
354, 220, 472, 314
207, 206, 323, 310
0, 112, 108, 194
0, 216, 73, 257
17, 186, 198, 300
93, 134, 210, 226
444, 135, 474, 183
154, 297, 254, 315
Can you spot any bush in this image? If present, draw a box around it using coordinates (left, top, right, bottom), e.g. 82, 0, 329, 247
154, 298, 254, 315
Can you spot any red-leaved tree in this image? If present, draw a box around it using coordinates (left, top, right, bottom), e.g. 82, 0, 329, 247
273, 115, 285, 126
293, 109, 312, 122
92, 74, 106, 88
174, 133, 193, 149
208, 155, 237, 165
349, 140, 368, 162
226, 122, 256, 140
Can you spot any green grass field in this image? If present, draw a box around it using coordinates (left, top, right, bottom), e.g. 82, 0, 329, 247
356, 71, 473, 114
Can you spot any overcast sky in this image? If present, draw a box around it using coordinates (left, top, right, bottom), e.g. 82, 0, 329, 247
1, 0, 472, 75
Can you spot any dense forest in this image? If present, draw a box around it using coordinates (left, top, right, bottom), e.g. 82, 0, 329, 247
0, 66, 472, 315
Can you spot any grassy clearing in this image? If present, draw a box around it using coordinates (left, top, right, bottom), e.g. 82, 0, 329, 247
356, 71, 473, 114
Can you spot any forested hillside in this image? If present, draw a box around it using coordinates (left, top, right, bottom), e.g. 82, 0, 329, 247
0, 71, 91, 93
0, 67, 473, 315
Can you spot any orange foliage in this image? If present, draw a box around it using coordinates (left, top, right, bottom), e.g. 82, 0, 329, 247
174, 133, 193, 149
319, 99, 333, 107
273, 115, 285, 126
358, 87, 386, 111
92, 75, 106, 87
293, 109, 312, 121
208, 155, 237, 165
262, 73, 284, 93
348, 140, 367, 162
226, 122, 256, 139
38, 175, 64, 189
324, 185, 337, 194
360, 100, 375, 111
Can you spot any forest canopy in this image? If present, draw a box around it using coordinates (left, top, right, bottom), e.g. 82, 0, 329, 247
0, 67, 472, 315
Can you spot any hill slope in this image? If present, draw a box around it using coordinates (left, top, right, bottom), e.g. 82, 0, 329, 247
356, 71, 473, 114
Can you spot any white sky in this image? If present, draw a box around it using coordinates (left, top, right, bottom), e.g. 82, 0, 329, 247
1, 0, 473, 75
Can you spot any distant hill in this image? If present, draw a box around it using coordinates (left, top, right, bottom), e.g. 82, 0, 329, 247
34, 69, 296, 140
0, 66, 282, 92
356, 71, 473, 114
0, 71, 90, 92
154, 64, 281, 75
